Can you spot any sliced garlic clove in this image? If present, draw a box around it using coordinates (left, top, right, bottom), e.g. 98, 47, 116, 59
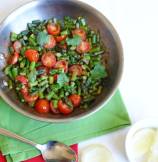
147, 153, 158, 162
151, 129, 158, 155
80, 144, 115, 162
131, 128, 156, 158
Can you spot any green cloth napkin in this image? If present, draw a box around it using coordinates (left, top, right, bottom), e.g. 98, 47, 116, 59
0, 90, 131, 162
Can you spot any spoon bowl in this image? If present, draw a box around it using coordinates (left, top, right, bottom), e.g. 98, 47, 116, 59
0, 127, 77, 162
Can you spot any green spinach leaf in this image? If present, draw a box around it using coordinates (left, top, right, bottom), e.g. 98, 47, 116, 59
57, 73, 69, 86
90, 63, 107, 80
37, 32, 49, 46
66, 35, 81, 46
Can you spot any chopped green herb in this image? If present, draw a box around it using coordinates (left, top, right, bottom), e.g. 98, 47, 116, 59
66, 35, 81, 46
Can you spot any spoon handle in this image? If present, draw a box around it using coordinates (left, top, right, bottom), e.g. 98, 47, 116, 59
0, 127, 37, 147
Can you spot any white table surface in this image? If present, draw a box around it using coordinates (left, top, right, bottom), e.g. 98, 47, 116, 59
1, 0, 158, 161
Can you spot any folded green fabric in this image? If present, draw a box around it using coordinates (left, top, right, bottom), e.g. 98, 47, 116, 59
0, 90, 131, 162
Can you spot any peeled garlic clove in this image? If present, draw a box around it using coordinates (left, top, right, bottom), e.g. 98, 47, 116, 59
80, 144, 115, 162
147, 153, 158, 162
151, 130, 158, 155
131, 128, 156, 158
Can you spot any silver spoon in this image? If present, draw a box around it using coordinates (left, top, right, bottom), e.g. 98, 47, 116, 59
0, 128, 77, 162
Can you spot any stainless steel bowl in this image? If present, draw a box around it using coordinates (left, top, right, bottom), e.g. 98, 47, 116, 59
0, 0, 123, 122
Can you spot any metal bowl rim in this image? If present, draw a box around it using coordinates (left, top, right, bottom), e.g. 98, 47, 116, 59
0, 0, 124, 123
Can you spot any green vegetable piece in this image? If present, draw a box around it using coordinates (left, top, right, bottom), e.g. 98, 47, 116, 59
90, 63, 107, 80
57, 73, 69, 86
52, 100, 58, 108
32, 20, 41, 24
29, 81, 38, 87
51, 84, 61, 92
66, 35, 81, 46
20, 59, 26, 68
8, 79, 13, 89
20, 30, 29, 36
64, 16, 75, 29
90, 46, 101, 53
80, 18, 86, 26
38, 76, 48, 82
4, 66, 13, 79
49, 69, 63, 75
71, 73, 77, 81
10, 32, 17, 41
59, 90, 64, 98
92, 34, 97, 44
29, 34, 37, 46
46, 90, 58, 100
30, 61, 36, 71
76, 22, 80, 28
37, 31, 49, 46
38, 80, 48, 87
28, 69, 37, 83
39, 91, 44, 99
49, 76, 54, 84
12, 67, 18, 78
20, 47, 26, 56
61, 29, 69, 35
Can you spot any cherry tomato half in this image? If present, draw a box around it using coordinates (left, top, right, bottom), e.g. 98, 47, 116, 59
44, 36, 56, 49
72, 28, 86, 40
35, 99, 50, 113
47, 23, 60, 35
50, 101, 60, 114
58, 100, 73, 115
56, 35, 67, 42
8, 52, 19, 65
68, 94, 81, 107
23, 94, 38, 103
76, 40, 91, 53
41, 52, 56, 68
55, 60, 68, 72
25, 49, 39, 62
13, 41, 22, 53
16, 75, 28, 85
69, 64, 83, 76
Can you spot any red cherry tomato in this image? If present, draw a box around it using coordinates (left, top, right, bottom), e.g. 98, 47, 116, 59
8, 52, 19, 65
13, 41, 22, 53
68, 94, 81, 107
58, 100, 73, 115
41, 52, 56, 68
35, 99, 50, 113
25, 49, 39, 62
47, 23, 60, 35
36, 66, 49, 76
69, 64, 83, 76
23, 94, 38, 103
56, 35, 67, 42
50, 101, 60, 114
76, 41, 91, 53
16, 75, 28, 85
72, 28, 86, 40
55, 60, 68, 72
44, 35, 56, 49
